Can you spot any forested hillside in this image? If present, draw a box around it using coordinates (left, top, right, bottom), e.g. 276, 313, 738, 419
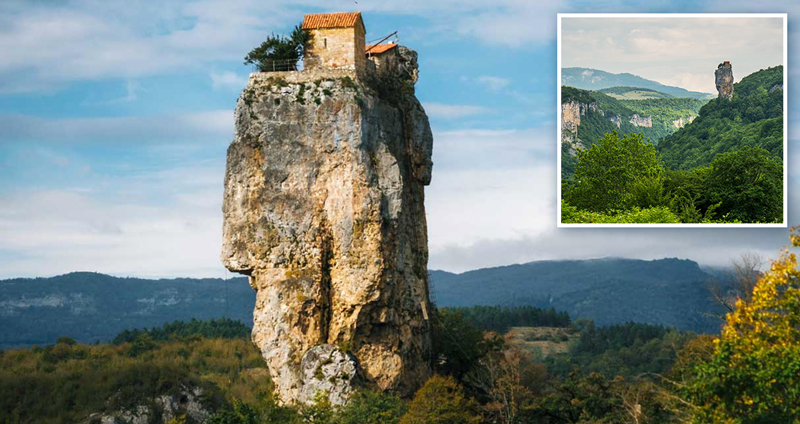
561, 66, 784, 224
658, 66, 783, 170
0, 272, 253, 349
598, 86, 674, 99
431, 257, 727, 334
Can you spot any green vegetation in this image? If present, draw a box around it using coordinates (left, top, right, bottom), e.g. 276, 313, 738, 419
564, 132, 664, 212
244, 24, 311, 72
400, 376, 482, 424
658, 66, 783, 170
113, 318, 250, 344
598, 86, 675, 99
0, 327, 267, 424
562, 78, 784, 225
440, 305, 571, 334
561, 86, 709, 167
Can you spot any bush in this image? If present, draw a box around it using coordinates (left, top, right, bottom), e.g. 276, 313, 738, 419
400, 376, 482, 424
244, 24, 311, 72
338, 390, 407, 424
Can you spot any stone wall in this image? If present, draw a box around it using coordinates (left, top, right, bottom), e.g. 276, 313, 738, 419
305, 26, 366, 72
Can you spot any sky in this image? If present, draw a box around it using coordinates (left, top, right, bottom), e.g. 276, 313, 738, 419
561, 16, 785, 93
0, 0, 798, 279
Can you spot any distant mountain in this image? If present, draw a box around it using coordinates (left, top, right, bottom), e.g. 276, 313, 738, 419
0, 272, 253, 349
430, 258, 727, 334
562, 68, 713, 99
0, 259, 729, 348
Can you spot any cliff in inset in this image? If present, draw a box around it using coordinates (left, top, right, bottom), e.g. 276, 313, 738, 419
715, 61, 734, 99
221, 46, 433, 405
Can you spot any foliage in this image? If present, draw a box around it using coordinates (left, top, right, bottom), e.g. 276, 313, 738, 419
703, 146, 783, 223
113, 318, 251, 344
685, 229, 800, 423
598, 86, 676, 99
399, 375, 483, 424
0, 333, 268, 424
337, 389, 408, 424
620, 97, 709, 140
432, 308, 503, 379
0, 272, 254, 349
547, 321, 696, 379
564, 131, 666, 212
244, 24, 311, 72
441, 305, 571, 334
658, 66, 783, 170
207, 398, 261, 424
562, 201, 681, 224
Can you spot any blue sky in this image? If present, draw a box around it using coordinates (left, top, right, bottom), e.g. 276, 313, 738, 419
0, 0, 797, 278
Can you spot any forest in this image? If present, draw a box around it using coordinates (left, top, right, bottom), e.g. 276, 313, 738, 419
561, 66, 784, 224
4, 229, 800, 424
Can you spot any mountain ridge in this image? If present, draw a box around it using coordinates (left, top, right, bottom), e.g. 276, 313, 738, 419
562, 67, 714, 99
0, 257, 729, 349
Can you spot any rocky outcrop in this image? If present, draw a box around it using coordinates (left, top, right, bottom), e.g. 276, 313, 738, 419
715, 62, 734, 99
83, 386, 211, 424
629, 113, 652, 127
769, 83, 783, 93
673, 116, 696, 128
221, 46, 433, 406
608, 115, 622, 128
561, 101, 599, 132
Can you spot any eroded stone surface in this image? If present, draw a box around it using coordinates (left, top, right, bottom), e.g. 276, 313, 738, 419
716, 62, 734, 99
222, 47, 433, 405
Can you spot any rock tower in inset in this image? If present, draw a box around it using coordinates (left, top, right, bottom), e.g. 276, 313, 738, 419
715, 61, 734, 100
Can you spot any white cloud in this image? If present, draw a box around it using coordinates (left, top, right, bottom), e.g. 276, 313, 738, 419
210, 71, 248, 91
0, 173, 226, 279
423, 103, 490, 119
476, 75, 510, 91
0, 110, 233, 142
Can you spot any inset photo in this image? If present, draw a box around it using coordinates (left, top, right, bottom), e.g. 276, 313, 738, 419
558, 14, 787, 226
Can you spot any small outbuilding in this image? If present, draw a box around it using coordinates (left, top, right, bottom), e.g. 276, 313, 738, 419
302, 12, 366, 71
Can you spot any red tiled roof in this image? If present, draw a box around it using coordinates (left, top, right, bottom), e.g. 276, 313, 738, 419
302, 12, 364, 30
365, 43, 397, 55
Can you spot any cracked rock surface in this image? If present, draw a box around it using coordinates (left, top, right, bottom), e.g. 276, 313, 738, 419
222, 47, 433, 405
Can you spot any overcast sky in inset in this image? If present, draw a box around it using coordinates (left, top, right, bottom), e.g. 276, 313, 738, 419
561, 16, 784, 93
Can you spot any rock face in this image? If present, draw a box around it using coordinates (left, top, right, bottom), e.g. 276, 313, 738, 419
561, 100, 599, 132
673, 115, 696, 129
221, 46, 434, 406
715, 62, 734, 99
84, 386, 211, 424
628, 113, 652, 127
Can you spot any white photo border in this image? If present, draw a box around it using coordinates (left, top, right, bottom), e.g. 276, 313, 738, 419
556, 13, 788, 228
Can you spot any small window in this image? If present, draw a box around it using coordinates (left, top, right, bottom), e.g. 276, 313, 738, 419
324, 38, 327, 48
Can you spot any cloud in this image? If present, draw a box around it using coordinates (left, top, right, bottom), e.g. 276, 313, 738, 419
423, 103, 491, 119
476, 75, 511, 91
0, 110, 233, 142
210, 71, 248, 90
0, 163, 226, 279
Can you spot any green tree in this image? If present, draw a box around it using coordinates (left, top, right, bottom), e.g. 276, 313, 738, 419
432, 309, 502, 379
400, 375, 483, 424
704, 146, 782, 223
564, 131, 666, 212
338, 390, 408, 424
244, 24, 311, 72
686, 228, 800, 423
